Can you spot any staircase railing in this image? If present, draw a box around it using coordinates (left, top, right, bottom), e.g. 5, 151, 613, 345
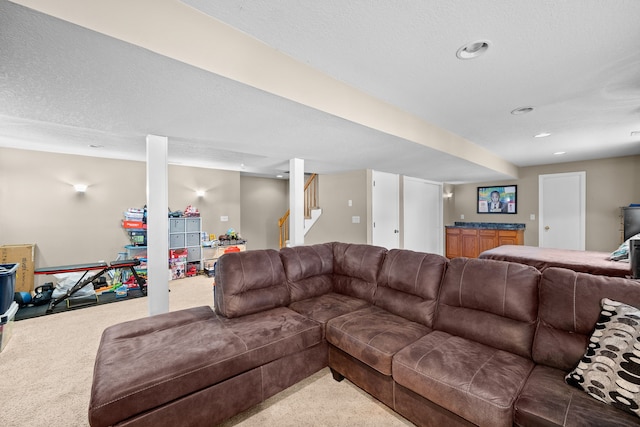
278, 173, 318, 248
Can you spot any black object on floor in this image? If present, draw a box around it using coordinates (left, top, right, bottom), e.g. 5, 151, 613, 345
34, 259, 147, 313
15, 288, 146, 321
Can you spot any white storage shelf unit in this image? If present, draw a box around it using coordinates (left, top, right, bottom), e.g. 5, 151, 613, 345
169, 217, 202, 269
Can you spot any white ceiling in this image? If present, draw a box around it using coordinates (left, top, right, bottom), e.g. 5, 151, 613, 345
1, 0, 639, 183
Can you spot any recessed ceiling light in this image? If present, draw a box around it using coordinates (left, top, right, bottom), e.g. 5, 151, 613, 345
276, 174, 283, 178
553, 151, 566, 155
456, 40, 490, 59
631, 131, 640, 137
534, 132, 551, 138
88, 144, 103, 148
511, 107, 534, 115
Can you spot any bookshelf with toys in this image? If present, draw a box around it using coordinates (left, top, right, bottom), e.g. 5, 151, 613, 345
121, 207, 148, 285
121, 205, 203, 281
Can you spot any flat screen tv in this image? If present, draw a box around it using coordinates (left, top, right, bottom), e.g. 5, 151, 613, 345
477, 185, 517, 214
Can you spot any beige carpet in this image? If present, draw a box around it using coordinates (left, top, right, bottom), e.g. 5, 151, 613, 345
0, 275, 413, 427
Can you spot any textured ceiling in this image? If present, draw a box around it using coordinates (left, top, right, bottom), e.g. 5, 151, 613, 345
1, 0, 639, 183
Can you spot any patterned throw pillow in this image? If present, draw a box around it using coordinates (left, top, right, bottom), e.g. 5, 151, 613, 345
566, 298, 640, 417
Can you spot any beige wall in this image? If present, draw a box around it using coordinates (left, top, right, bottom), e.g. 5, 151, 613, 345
1, 148, 143, 270
0, 148, 241, 286
445, 155, 640, 252
168, 164, 241, 245
240, 176, 288, 250
305, 170, 368, 245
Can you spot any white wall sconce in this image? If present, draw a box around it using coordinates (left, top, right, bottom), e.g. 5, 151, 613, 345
196, 190, 206, 198
74, 184, 88, 193
443, 192, 453, 199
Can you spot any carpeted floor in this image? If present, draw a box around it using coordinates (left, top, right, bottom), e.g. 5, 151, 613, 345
0, 275, 414, 427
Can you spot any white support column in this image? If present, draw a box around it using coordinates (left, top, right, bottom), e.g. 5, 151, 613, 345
146, 134, 170, 315
289, 158, 304, 247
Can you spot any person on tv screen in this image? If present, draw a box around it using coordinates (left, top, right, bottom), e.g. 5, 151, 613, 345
489, 190, 508, 213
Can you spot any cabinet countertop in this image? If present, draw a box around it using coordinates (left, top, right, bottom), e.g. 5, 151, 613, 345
445, 222, 526, 230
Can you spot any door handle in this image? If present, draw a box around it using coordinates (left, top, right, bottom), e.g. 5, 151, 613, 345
394, 229, 399, 234
544, 226, 550, 231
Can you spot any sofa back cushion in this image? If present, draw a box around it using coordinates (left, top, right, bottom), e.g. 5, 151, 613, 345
435, 257, 541, 358
214, 249, 289, 318
280, 243, 334, 303
332, 242, 387, 303
374, 249, 448, 327
533, 267, 640, 371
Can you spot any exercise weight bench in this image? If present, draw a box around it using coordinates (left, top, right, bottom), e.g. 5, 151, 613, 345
35, 259, 147, 313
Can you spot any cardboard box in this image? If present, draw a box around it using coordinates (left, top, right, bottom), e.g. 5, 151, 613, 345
170, 261, 186, 280
169, 249, 188, 260
0, 244, 35, 293
0, 301, 18, 353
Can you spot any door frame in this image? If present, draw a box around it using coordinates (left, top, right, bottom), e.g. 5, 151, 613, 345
403, 176, 443, 255
371, 170, 400, 249
538, 171, 586, 250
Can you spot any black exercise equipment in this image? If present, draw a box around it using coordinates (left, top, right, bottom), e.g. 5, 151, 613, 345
34, 259, 147, 313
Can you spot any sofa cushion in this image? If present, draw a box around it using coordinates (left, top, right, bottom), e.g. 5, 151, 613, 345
280, 242, 334, 302
288, 292, 371, 337
534, 267, 640, 371
515, 365, 640, 426
374, 249, 447, 328
326, 305, 430, 375
435, 257, 540, 359
393, 330, 534, 427
332, 242, 387, 303
214, 249, 289, 318
565, 298, 640, 418
89, 306, 321, 427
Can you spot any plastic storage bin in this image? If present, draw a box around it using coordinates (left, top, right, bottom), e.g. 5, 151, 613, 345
631, 238, 640, 279
0, 301, 18, 352
0, 263, 18, 314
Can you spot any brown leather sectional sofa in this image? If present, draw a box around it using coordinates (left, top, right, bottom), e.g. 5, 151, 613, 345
88, 242, 640, 426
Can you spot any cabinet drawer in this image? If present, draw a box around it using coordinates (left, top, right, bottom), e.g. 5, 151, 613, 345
497, 229, 524, 246
169, 218, 185, 233
169, 233, 185, 249
187, 247, 201, 262
186, 218, 200, 232
479, 229, 496, 236
186, 232, 200, 247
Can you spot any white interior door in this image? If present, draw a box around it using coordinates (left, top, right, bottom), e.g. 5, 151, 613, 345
539, 172, 586, 250
403, 177, 443, 254
372, 170, 399, 249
